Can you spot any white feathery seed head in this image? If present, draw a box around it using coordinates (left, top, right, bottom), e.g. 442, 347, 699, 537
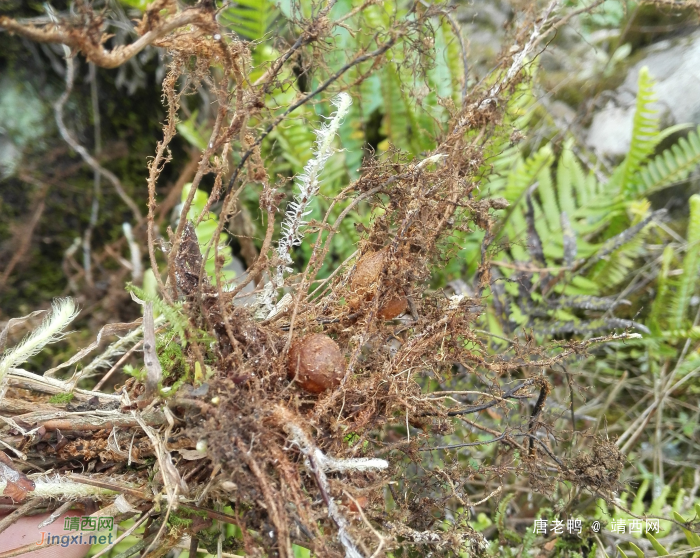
0, 474, 116, 499
0, 298, 79, 393
258, 92, 353, 313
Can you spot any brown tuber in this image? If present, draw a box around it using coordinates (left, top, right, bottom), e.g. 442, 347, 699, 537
349, 250, 407, 319
287, 334, 345, 394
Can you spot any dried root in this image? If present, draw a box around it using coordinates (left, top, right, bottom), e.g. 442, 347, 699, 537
0, 1, 637, 556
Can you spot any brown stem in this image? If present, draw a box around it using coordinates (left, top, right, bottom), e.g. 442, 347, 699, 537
0, 500, 44, 537
235, 439, 292, 558
0, 9, 215, 69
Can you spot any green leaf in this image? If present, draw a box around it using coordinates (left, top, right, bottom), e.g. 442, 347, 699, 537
380, 63, 418, 153
440, 19, 465, 102
673, 511, 700, 548
292, 544, 311, 558
669, 194, 700, 329
632, 125, 700, 197
118, 0, 150, 9
616, 67, 661, 196
645, 532, 669, 556
502, 145, 554, 205
648, 245, 674, 331
628, 542, 646, 558
219, 0, 277, 40
631, 479, 650, 515
176, 110, 208, 151
556, 141, 581, 217
537, 164, 560, 235
617, 547, 631, 558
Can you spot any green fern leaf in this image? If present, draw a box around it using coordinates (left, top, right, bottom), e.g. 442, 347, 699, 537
587, 214, 650, 290
632, 125, 700, 197
219, 0, 276, 40
379, 64, 426, 153
628, 542, 646, 558
631, 479, 650, 515
649, 245, 674, 331
615, 66, 660, 195
440, 20, 465, 102
337, 91, 366, 180
503, 146, 554, 205
646, 532, 669, 556
669, 194, 700, 329
673, 510, 700, 549
272, 110, 317, 172
537, 165, 560, 235
556, 141, 580, 217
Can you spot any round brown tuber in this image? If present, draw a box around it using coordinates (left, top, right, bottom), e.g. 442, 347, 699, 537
286, 334, 345, 394
350, 250, 385, 291
378, 296, 408, 320
349, 250, 407, 320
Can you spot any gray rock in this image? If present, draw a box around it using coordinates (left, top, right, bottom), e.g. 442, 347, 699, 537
586, 30, 700, 157
586, 102, 635, 157
456, 0, 513, 78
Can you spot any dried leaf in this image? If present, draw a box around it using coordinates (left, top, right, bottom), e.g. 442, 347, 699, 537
175, 222, 205, 296
178, 449, 206, 461
44, 319, 143, 378
0, 455, 35, 502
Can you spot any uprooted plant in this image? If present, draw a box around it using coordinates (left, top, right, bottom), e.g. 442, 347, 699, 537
0, 1, 653, 556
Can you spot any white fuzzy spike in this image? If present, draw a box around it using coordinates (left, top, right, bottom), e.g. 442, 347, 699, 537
0, 298, 79, 397
258, 93, 353, 313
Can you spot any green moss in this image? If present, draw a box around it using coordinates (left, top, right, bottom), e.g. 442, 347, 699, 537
167, 513, 193, 528
49, 392, 75, 404
157, 334, 188, 380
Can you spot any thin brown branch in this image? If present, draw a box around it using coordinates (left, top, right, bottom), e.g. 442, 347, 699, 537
0, 499, 44, 537
0, 8, 215, 69
0, 179, 50, 291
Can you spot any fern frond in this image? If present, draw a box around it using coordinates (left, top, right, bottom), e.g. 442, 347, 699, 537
648, 245, 674, 332
631, 125, 700, 197
274, 113, 317, 172
615, 67, 660, 195
219, 0, 275, 40
586, 205, 657, 290
646, 532, 670, 556
536, 165, 560, 235
503, 145, 554, 205
380, 64, 419, 153
440, 19, 465, 102
556, 142, 580, 217
338, 96, 365, 181
660, 326, 700, 340
669, 194, 700, 329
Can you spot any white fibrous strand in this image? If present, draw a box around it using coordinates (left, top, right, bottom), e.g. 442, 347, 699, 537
0, 475, 115, 499
0, 298, 79, 398
258, 93, 353, 313
284, 419, 386, 558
